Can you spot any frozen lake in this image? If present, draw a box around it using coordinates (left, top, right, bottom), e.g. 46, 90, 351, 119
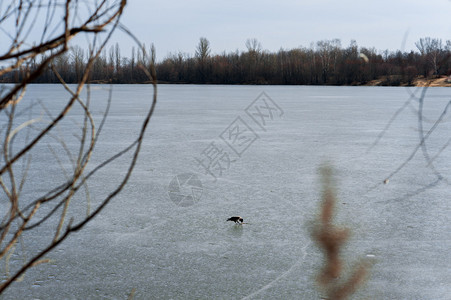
1, 84, 450, 299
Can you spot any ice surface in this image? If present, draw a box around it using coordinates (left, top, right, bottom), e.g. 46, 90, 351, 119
1, 84, 450, 299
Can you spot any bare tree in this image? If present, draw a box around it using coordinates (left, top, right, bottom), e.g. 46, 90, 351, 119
415, 37, 445, 76
243, 38, 263, 83
195, 37, 211, 82
115, 42, 122, 76
71, 45, 86, 82
0, 0, 157, 293
317, 39, 341, 83
195, 37, 211, 61
245, 38, 262, 54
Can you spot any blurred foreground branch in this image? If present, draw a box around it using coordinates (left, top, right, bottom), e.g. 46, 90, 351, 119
312, 164, 371, 300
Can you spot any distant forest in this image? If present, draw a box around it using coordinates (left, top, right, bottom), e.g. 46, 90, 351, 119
1, 37, 450, 85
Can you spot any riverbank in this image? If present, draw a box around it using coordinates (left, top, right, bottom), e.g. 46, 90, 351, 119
365, 75, 451, 87
2, 76, 451, 87
413, 76, 451, 87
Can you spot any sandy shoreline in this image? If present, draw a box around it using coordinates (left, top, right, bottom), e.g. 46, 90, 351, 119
366, 75, 451, 87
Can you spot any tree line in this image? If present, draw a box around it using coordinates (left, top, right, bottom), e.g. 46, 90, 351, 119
1, 37, 450, 85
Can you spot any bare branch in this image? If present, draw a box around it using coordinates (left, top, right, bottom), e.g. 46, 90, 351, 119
0, 0, 160, 294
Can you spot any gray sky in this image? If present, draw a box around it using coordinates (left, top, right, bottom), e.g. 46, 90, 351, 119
0, 0, 450, 61
115, 0, 451, 59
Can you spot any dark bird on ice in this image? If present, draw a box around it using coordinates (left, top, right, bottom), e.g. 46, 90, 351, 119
227, 216, 244, 224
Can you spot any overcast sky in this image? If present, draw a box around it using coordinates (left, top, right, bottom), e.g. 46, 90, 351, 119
114, 0, 451, 59
1, 0, 450, 61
